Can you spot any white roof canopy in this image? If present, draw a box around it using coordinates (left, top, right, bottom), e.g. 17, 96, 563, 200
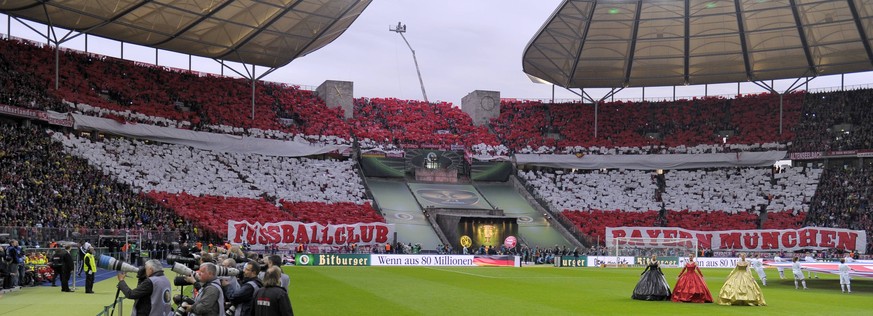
0, 0, 371, 68
523, 0, 873, 88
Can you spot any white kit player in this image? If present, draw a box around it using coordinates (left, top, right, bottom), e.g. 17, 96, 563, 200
773, 254, 786, 279
792, 257, 807, 290
751, 254, 767, 286
838, 258, 852, 293
805, 252, 819, 279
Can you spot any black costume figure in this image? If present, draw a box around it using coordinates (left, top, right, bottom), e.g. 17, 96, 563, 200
632, 257, 671, 301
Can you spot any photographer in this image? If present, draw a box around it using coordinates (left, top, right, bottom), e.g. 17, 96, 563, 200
222, 261, 261, 316
259, 255, 289, 290
182, 263, 225, 316
251, 266, 293, 316
219, 258, 239, 295
116, 259, 173, 316
179, 253, 214, 287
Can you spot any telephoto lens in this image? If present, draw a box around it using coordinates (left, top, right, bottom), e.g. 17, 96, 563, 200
167, 254, 197, 266
172, 263, 196, 277
214, 266, 239, 277
97, 255, 139, 273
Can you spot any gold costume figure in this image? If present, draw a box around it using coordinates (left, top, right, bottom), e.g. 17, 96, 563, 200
716, 254, 766, 306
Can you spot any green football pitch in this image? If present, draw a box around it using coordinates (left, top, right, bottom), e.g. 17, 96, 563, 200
1, 266, 871, 315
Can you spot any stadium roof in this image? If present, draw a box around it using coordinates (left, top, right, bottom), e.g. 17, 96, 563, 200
0, 0, 372, 69
523, 0, 873, 89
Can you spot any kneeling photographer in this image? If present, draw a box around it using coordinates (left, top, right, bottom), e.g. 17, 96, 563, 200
116, 259, 173, 316
222, 261, 261, 316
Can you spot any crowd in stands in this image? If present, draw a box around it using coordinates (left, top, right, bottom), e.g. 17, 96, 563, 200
519, 169, 660, 212
148, 193, 384, 235
6, 34, 873, 253
522, 166, 820, 245
0, 42, 65, 112
662, 166, 820, 213
493, 93, 803, 155
350, 98, 504, 156
51, 131, 382, 235
52, 133, 367, 203
520, 166, 819, 214
0, 37, 352, 144
791, 89, 873, 152
0, 119, 193, 234
804, 165, 873, 251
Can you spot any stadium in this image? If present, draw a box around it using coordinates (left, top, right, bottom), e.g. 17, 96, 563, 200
0, 0, 873, 315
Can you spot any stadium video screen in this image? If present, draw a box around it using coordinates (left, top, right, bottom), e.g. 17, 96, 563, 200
457, 217, 518, 249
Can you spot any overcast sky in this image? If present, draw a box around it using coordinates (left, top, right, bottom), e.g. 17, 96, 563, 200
3, 0, 873, 106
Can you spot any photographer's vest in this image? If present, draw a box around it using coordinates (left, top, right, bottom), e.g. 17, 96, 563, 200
146, 274, 173, 316
234, 280, 261, 316
191, 280, 225, 316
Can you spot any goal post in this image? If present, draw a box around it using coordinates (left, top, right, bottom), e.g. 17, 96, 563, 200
610, 237, 698, 267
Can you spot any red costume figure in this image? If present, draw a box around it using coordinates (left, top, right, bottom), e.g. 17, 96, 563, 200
672, 255, 713, 303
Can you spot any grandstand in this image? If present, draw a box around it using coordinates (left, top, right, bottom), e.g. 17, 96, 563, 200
2, 2, 873, 315
0, 0, 871, 276
0, 1, 871, 256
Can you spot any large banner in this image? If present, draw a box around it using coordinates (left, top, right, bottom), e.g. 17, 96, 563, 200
0, 104, 74, 127
407, 183, 494, 210
295, 254, 371, 266
587, 256, 636, 267
471, 161, 512, 181
370, 254, 520, 267
228, 221, 393, 246
606, 227, 867, 253
371, 254, 476, 267
360, 156, 406, 177
678, 257, 742, 269
554, 256, 588, 267
634, 256, 680, 268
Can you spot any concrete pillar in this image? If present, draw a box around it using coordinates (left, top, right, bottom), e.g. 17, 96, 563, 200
461, 90, 500, 126
316, 80, 354, 119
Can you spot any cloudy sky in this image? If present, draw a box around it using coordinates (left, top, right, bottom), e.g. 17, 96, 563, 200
3, 0, 872, 106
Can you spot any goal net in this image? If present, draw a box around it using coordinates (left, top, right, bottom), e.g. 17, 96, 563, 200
610, 237, 698, 267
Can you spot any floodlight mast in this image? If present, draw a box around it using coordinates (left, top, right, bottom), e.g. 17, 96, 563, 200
390, 22, 429, 102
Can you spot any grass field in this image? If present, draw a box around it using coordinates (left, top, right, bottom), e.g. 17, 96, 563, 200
1, 266, 872, 315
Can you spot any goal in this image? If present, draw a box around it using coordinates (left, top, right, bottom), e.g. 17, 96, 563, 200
610, 237, 698, 267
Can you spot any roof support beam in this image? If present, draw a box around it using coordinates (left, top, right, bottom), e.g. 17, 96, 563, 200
623, 1, 643, 87
589, 87, 624, 139
733, 0, 754, 81
566, 1, 597, 87
683, 0, 690, 84
788, 0, 817, 75
846, 0, 873, 67
213, 58, 278, 122
750, 73, 814, 135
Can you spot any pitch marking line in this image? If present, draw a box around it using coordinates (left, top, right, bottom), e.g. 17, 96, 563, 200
423, 267, 587, 279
